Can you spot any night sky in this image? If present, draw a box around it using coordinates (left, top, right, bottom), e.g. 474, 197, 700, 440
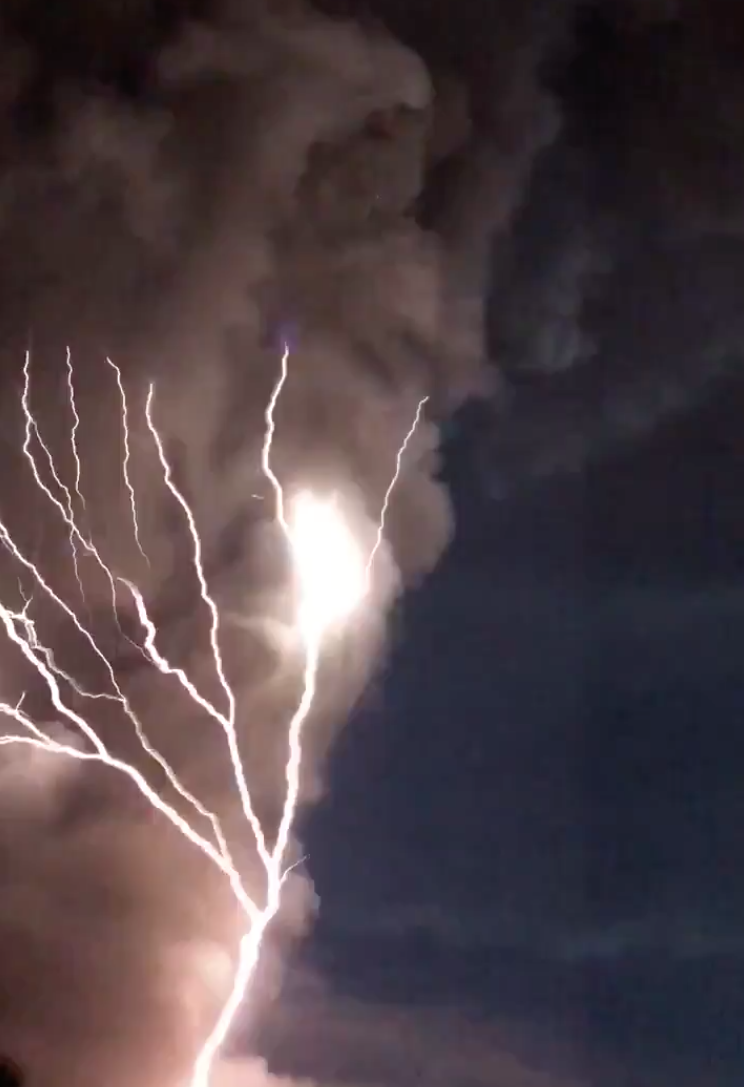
301, 379, 744, 1084
300, 17, 744, 1068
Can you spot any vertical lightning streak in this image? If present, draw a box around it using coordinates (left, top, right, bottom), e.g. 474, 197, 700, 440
260, 338, 310, 870
7, 419, 238, 890
22, 352, 137, 646
193, 343, 429, 1086
365, 394, 429, 584
272, 633, 320, 875
22, 350, 83, 592
260, 341, 291, 535
143, 387, 273, 876
14, 358, 259, 919
190, 341, 318, 1086
191, 344, 429, 1085
106, 356, 148, 563
66, 346, 85, 514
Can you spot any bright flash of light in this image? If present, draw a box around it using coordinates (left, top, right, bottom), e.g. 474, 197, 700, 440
0, 343, 428, 1087
288, 492, 367, 637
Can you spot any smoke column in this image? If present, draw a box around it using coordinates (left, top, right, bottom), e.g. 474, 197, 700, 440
0, 2, 487, 1084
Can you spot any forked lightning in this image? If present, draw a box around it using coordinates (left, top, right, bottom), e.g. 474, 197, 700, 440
0, 342, 428, 1086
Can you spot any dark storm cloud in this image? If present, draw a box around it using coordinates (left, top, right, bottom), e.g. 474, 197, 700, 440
482, 0, 744, 483
260, 979, 585, 1087
0, 1, 510, 1083
317, 0, 744, 486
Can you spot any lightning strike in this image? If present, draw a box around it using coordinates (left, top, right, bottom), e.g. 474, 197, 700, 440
261, 341, 291, 536
365, 393, 429, 585
0, 342, 428, 1087
106, 355, 148, 563
21, 351, 137, 649
22, 350, 84, 594
65, 346, 85, 514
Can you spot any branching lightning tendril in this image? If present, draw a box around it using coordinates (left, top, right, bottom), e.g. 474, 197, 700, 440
364, 393, 428, 587
65, 346, 84, 515
0, 342, 427, 1086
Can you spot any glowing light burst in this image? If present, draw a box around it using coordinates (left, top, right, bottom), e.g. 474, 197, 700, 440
0, 342, 428, 1087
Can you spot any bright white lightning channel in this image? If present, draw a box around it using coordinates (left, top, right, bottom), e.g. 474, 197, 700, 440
0, 344, 428, 1087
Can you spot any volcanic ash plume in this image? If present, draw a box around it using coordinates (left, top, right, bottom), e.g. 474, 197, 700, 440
0, 2, 483, 1084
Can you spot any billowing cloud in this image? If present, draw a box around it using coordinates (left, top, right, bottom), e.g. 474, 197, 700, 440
0, 1, 497, 1083
483, 0, 744, 482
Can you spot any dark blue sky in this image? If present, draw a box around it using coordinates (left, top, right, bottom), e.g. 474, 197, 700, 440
302, 376, 744, 1082
310, 376, 744, 918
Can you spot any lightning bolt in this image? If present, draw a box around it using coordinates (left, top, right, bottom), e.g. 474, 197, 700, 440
364, 393, 428, 585
22, 350, 84, 594
106, 356, 149, 564
0, 343, 428, 1086
65, 346, 85, 515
